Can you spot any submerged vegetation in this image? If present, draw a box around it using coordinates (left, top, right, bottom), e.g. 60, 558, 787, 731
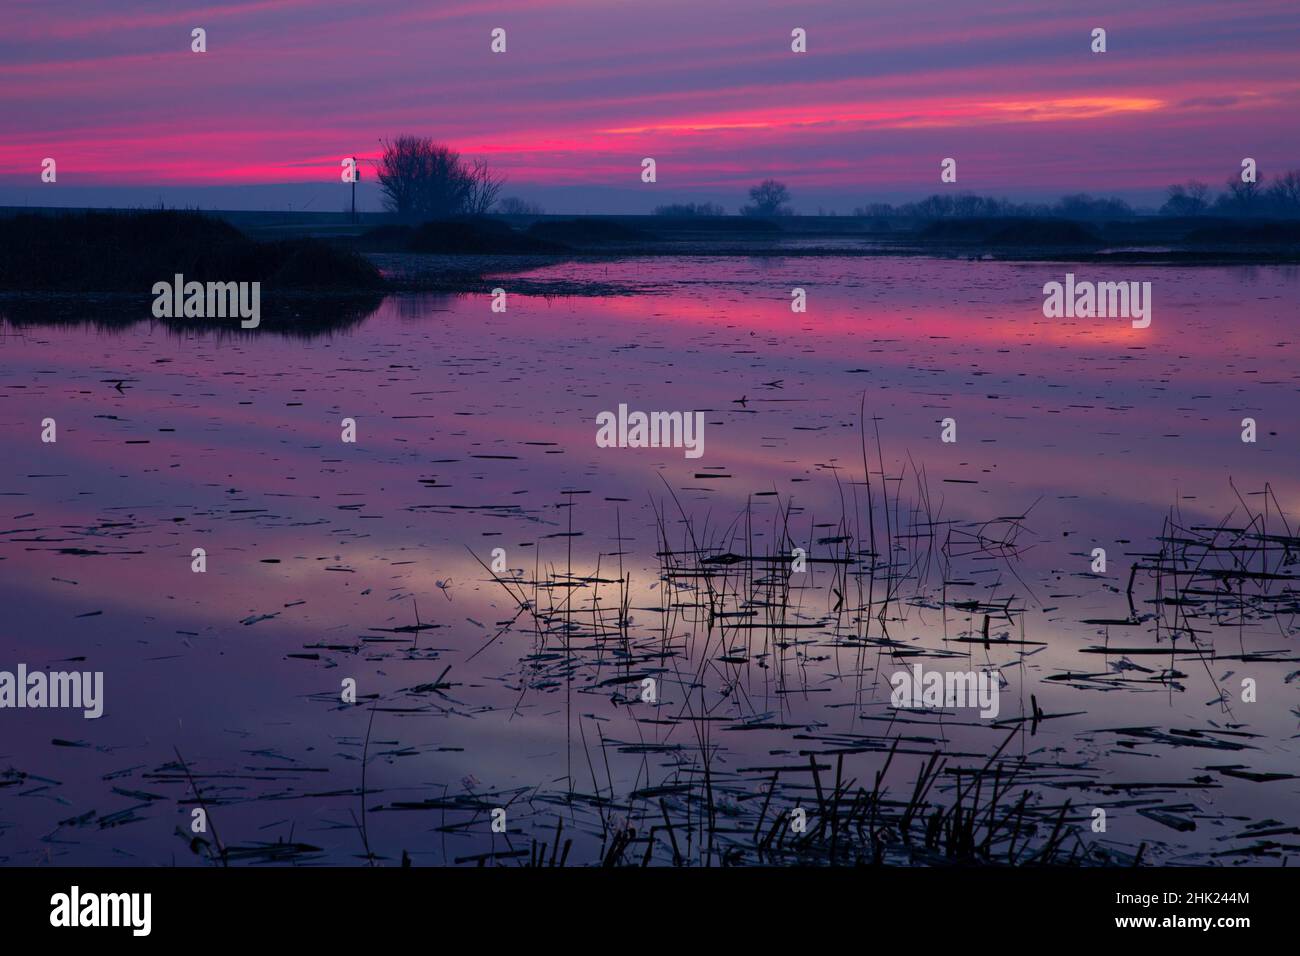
225, 412, 1292, 867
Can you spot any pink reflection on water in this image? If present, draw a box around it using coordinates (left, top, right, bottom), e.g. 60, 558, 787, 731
0, 257, 1297, 864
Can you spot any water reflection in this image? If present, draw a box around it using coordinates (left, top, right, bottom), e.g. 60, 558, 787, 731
0, 291, 385, 336
0, 257, 1295, 866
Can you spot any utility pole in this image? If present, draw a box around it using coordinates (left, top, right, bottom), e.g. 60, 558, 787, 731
350, 158, 358, 224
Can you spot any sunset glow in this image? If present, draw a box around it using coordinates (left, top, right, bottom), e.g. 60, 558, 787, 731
3, 0, 1297, 208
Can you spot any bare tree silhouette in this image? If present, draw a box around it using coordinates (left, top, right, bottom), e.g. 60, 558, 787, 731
1160, 180, 1210, 216
1218, 175, 1263, 216
1158, 169, 1300, 218
742, 179, 792, 216
1270, 170, 1300, 210
464, 157, 505, 216
374, 136, 504, 221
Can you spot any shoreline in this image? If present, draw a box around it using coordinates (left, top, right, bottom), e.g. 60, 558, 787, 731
1, 209, 1297, 325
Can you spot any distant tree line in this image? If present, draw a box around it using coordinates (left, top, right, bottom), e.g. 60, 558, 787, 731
653, 201, 726, 217
1159, 170, 1300, 217
374, 144, 1300, 221
496, 196, 545, 215
846, 171, 1300, 220
654, 180, 797, 218
850, 193, 1133, 220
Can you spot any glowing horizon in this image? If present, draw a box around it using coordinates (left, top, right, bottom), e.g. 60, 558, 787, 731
3, 0, 1298, 210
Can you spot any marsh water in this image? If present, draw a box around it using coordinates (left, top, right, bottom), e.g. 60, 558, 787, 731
1, 256, 1297, 866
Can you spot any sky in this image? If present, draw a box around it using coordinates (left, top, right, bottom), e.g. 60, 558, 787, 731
2, 0, 1298, 213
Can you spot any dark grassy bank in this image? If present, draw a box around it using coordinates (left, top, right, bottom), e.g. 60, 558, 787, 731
0, 209, 384, 294
353, 215, 657, 254
3, 209, 1298, 321
353, 211, 1300, 262
357, 218, 568, 254
0, 210, 387, 330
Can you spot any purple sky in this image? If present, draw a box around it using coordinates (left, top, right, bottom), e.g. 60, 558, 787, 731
2, 0, 1298, 212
